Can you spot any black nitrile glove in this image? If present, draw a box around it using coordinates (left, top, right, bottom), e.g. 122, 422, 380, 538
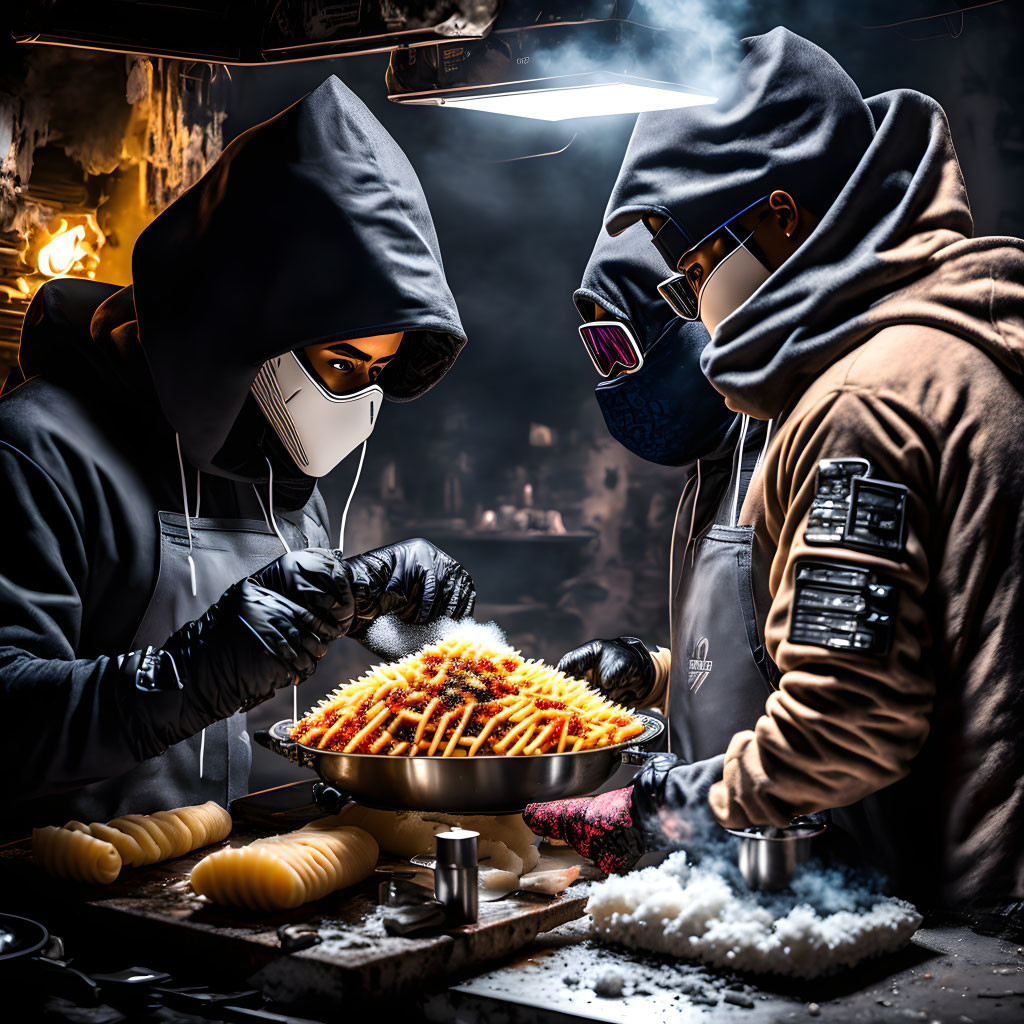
124, 572, 336, 760
251, 548, 356, 639
122, 542, 474, 761
341, 537, 476, 639
631, 752, 727, 849
557, 636, 656, 706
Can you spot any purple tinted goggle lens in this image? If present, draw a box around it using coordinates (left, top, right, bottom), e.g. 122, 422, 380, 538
578, 320, 644, 379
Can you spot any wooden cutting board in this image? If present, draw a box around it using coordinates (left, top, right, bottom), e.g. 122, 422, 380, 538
0, 824, 588, 1003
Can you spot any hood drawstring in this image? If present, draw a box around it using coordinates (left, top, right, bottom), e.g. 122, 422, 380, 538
254, 455, 297, 721
729, 414, 751, 529
338, 440, 368, 554
753, 418, 774, 478
729, 414, 774, 529
175, 434, 201, 599
687, 458, 702, 570
175, 433, 208, 778
253, 456, 292, 555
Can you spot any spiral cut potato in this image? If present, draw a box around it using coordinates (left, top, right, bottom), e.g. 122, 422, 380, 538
190, 824, 379, 911
32, 826, 123, 886
292, 635, 644, 757
32, 801, 233, 885
106, 801, 233, 866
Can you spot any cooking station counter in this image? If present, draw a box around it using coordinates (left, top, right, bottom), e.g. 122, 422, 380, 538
5, 783, 1023, 1023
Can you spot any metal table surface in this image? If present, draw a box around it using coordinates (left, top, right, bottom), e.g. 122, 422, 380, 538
427, 916, 1024, 1023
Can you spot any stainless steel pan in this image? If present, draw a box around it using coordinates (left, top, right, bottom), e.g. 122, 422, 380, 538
255, 715, 664, 813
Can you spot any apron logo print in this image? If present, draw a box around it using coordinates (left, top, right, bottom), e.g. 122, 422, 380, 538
688, 637, 713, 693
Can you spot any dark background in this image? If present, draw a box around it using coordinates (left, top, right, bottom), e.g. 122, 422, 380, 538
237, 0, 1024, 785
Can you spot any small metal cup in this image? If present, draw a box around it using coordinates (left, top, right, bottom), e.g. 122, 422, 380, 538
725, 820, 827, 892
433, 830, 479, 924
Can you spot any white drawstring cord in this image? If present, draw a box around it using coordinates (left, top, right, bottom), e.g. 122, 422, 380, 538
687, 458, 703, 569
175, 434, 199, 599
338, 440, 368, 553
752, 418, 774, 478
730, 414, 751, 528
253, 456, 293, 555
253, 456, 297, 720
175, 435, 208, 778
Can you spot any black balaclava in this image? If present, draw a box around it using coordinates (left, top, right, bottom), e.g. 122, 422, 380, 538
575, 222, 734, 466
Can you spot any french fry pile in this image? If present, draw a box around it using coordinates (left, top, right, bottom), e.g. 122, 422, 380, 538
291, 635, 645, 757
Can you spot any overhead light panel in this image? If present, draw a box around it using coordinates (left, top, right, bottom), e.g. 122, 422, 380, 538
387, 18, 719, 121
393, 72, 717, 121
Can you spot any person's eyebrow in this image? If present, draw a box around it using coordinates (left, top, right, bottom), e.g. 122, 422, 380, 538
370, 352, 397, 366
327, 342, 372, 361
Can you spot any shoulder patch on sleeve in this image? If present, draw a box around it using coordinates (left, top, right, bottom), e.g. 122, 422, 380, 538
805, 458, 907, 557
790, 560, 895, 656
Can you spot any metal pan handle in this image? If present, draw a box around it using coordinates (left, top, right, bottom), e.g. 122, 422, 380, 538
620, 747, 657, 767
253, 719, 315, 768
619, 713, 666, 766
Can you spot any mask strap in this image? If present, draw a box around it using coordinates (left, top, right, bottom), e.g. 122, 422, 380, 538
730, 414, 750, 528
338, 440, 368, 554
695, 220, 767, 311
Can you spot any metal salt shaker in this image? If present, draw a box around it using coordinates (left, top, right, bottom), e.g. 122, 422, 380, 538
433, 830, 479, 924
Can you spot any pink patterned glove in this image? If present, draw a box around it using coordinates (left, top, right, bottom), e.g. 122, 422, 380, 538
523, 787, 646, 874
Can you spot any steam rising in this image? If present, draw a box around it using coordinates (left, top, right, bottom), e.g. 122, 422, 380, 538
363, 614, 512, 661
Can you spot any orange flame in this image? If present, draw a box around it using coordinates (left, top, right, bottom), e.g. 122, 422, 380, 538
35, 216, 103, 279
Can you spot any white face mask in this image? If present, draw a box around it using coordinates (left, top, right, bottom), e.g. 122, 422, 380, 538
251, 351, 382, 478
697, 243, 771, 337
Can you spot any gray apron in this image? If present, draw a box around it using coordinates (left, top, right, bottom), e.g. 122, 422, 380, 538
668, 425, 777, 762
57, 505, 318, 822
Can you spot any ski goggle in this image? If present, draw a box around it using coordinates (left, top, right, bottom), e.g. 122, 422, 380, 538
657, 196, 770, 321
579, 320, 644, 379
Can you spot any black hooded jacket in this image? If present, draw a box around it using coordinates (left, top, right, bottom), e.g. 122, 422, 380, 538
0, 76, 465, 826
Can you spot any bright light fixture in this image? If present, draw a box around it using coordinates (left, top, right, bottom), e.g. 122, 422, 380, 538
391, 72, 717, 121
436, 81, 717, 120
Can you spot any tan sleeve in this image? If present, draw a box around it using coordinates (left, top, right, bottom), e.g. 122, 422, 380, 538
708, 387, 936, 829
646, 646, 672, 713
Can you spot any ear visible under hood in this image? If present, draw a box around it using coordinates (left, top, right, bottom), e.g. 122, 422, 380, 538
131, 75, 466, 472
603, 27, 874, 245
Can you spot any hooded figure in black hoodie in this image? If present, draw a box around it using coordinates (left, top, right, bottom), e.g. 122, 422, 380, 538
0, 77, 473, 830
